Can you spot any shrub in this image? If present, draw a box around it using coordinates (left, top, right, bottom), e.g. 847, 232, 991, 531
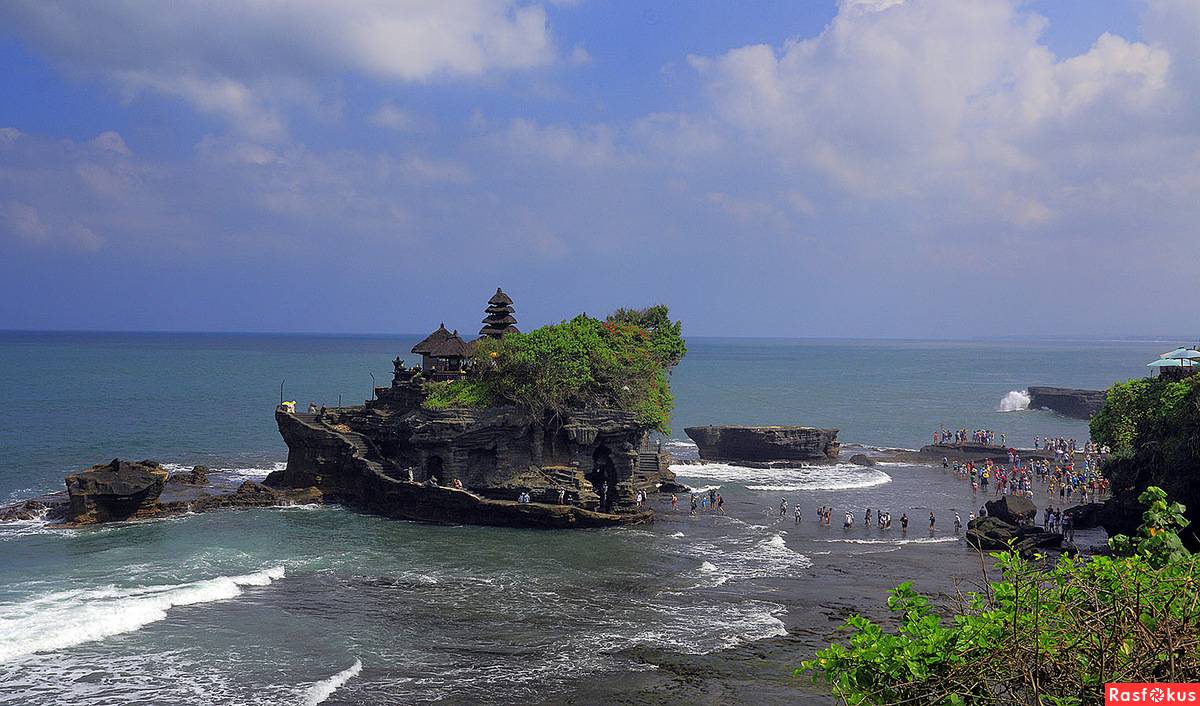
799, 487, 1200, 705
421, 306, 685, 433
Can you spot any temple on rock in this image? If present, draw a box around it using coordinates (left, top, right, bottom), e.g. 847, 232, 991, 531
479, 287, 519, 338
269, 288, 678, 529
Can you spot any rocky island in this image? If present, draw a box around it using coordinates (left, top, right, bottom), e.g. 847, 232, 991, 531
1027, 386, 1106, 419
267, 292, 685, 529
684, 425, 840, 463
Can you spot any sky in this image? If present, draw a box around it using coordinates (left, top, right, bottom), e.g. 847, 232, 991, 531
0, 0, 1196, 339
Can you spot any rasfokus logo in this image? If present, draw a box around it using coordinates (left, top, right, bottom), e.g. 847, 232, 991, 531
1106, 684, 1200, 704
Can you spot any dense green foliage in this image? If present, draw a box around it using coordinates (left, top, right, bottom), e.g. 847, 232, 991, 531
421, 306, 685, 433
800, 487, 1199, 705
1090, 374, 1200, 455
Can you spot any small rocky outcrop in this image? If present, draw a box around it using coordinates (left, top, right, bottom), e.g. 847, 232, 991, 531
684, 425, 839, 463
848, 454, 875, 467
1027, 386, 1106, 419
65, 459, 169, 524
1064, 502, 1105, 530
0, 459, 327, 528
0, 499, 64, 523
167, 465, 209, 485
966, 516, 1063, 554
984, 496, 1037, 525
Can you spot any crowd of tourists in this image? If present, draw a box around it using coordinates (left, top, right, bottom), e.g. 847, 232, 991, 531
673, 487, 725, 515
933, 427, 1005, 447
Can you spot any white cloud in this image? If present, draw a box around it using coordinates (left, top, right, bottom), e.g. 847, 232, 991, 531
368, 103, 416, 131
500, 119, 628, 168
1, 1, 561, 138
687, 0, 1188, 238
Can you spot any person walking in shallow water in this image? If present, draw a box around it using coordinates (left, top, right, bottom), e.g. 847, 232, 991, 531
900, 513, 909, 533
779, 497, 788, 517
929, 511, 936, 533
953, 512, 962, 533
794, 505, 801, 524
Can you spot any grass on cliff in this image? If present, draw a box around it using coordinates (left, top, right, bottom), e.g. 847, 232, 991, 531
1089, 372, 1200, 456
799, 486, 1200, 705
422, 305, 685, 433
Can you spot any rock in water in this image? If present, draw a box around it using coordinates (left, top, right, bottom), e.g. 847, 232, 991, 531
683, 425, 839, 463
1064, 502, 1105, 530
966, 515, 1063, 554
984, 495, 1037, 525
1026, 387, 1106, 419
167, 465, 209, 485
848, 453, 876, 467
65, 459, 169, 524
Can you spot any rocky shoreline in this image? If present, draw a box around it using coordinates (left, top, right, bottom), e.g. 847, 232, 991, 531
0, 458, 321, 528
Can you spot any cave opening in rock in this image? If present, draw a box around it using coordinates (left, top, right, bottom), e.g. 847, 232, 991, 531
589, 446, 618, 512
424, 455, 444, 484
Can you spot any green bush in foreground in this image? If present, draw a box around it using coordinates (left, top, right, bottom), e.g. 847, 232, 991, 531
421, 306, 685, 433
799, 487, 1199, 705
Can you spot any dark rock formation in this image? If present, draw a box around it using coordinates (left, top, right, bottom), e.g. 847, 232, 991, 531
1064, 502, 1105, 530
0, 498, 64, 523
966, 516, 1063, 554
65, 459, 169, 524
1027, 386, 1106, 419
167, 465, 209, 485
0, 459, 326, 528
848, 454, 875, 467
683, 425, 839, 463
270, 387, 671, 528
984, 496, 1037, 526
919, 444, 1013, 463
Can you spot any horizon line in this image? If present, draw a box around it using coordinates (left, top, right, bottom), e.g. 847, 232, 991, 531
0, 328, 1194, 344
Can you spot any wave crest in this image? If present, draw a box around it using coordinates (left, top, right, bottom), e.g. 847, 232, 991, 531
0, 566, 286, 662
999, 390, 1031, 412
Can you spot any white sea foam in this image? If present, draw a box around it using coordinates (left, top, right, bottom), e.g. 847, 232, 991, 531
683, 532, 812, 587
669, 531, 685, 538
815, 536, 960, 545
671, 462, 891, 492
301, 658, 362, 706
999, 389, 1031, 412
161, 461, 287, 481
0, 566, 285, 662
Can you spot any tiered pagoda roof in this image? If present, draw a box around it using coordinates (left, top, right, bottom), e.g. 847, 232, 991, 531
412, 323, 453, 354
429, 330, 471, 359
480, 288, 519, 338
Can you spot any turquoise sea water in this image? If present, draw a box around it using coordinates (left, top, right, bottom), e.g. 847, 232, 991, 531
0, 333, 1175, 704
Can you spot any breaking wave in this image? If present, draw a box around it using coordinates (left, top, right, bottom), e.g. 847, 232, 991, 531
815, 536, 961, 545
999, 390, 1031, 412
0, 566, 286, 662
670, 462, 891, 492
161, 461, 286, 482
301, 658, 362, 706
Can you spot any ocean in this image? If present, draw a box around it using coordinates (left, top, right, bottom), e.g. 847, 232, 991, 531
0, 333, 1172, 704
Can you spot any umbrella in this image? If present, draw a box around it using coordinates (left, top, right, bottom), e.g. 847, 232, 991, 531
1160, 347, 1200, 360
1147, 358, 1194, 367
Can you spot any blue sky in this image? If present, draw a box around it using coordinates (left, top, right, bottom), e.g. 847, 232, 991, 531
0, 0, 1195, 338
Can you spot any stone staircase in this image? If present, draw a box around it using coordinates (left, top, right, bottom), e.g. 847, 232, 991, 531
288, 412, 394, 475
637, 449, 661, 473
